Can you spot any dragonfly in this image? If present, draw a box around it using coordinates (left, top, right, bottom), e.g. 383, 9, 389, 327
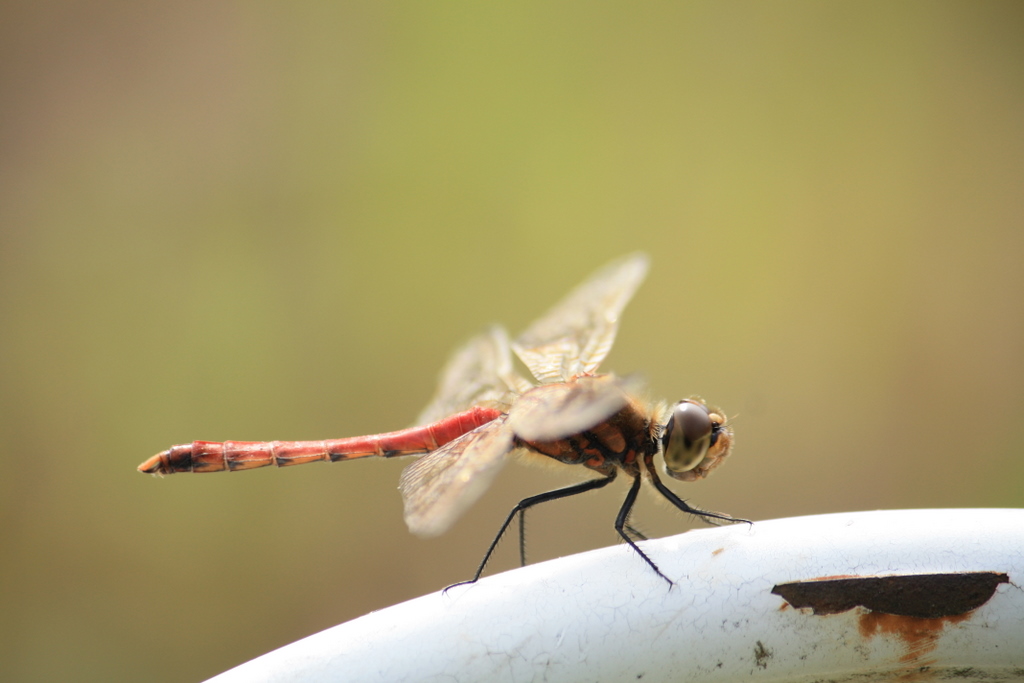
139, 253, 745, 587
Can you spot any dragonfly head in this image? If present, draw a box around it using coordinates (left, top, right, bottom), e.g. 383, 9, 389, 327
660, 399, 733, 482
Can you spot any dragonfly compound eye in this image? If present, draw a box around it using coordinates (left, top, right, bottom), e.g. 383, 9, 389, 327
663, 400, 713, 476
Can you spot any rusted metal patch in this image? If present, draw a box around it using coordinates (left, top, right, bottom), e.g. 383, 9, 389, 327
771, 572, 1009, 619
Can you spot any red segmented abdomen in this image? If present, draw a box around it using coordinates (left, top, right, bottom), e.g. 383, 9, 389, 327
138, 405, 503, 475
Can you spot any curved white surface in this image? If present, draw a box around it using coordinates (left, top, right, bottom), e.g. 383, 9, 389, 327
207, 509, 1024, 682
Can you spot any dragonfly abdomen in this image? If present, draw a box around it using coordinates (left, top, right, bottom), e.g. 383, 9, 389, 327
138, 406, 503, 475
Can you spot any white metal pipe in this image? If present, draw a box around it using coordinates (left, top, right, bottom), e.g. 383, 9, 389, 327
207, 508, 1024, 682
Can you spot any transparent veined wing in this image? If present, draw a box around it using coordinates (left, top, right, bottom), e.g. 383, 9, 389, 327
507, 375, 641, 442
511, 253, 649, 384
416, 326, 529, 426
399, 417, 516, 537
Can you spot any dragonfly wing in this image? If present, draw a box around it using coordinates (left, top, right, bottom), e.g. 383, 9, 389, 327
512, 253, 649, 384
507, 375, 639, 442
416, 326, 528, 426
399, 417, 515, 537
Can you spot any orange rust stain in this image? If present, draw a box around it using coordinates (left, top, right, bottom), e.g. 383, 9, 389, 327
711, 547, 724, 556
858, 610, 972, 671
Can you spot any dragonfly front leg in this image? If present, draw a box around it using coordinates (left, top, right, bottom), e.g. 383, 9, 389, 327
647, 467, 751, 527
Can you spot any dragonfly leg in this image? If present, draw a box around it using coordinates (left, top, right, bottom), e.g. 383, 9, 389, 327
646, 464, 752, 527
519, 488, 645, 564
614, 473, 674, 587
444, 472, 617, 592
518, 507, 527, 568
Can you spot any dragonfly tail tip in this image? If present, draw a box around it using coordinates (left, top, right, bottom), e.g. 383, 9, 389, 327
137, 450, 171, 475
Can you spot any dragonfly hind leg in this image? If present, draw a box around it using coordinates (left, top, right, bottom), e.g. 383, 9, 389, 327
444, 472, 617, 592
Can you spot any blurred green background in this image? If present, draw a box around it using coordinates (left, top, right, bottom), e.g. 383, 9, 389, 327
2, 3, 1023, 681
